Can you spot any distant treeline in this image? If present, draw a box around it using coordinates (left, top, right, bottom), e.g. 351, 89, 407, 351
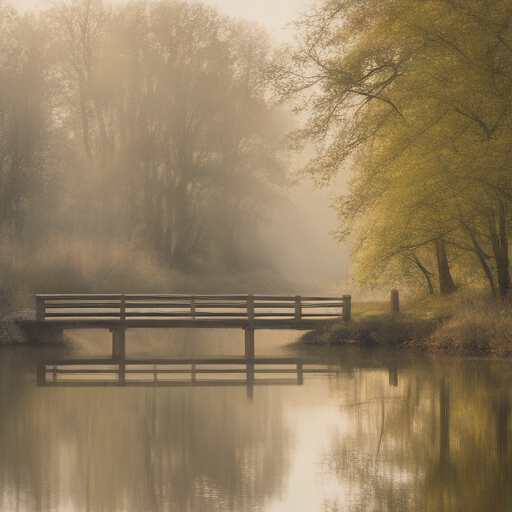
0, 0, 289, 274
276, 0, 512, 296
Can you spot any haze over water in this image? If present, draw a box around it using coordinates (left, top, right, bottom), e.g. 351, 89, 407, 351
1, 330, 511, 512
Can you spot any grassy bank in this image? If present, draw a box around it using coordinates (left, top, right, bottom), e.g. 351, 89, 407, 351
0, 238, 292, 316
301, 293, 512, 356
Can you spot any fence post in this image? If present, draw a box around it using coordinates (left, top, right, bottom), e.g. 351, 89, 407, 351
36, 296, 46, 321
294, 295, 302, 323
342, 295, 351, 321
391, 289, 400, 314
190, 296, 196, 320
247, 294, 254, 328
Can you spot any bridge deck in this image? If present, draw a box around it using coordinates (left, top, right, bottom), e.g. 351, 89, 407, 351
26, 318, 335, 330
28, 294, 351, 357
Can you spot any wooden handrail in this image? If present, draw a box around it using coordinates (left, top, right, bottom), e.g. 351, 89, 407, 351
35, 293, 351, 322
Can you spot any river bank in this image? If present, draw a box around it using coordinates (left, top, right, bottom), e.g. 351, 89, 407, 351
300, 293, 512, 356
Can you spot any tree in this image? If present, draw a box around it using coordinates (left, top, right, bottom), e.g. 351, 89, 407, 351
0, 4, 57, 247
276, 0, 512, 295
45, 0, 290, 271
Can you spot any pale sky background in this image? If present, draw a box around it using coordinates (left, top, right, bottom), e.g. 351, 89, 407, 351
198, 0, 310, 38
12, 0, 349, 292
14, 0, 311, 32
194, 1, 350, 292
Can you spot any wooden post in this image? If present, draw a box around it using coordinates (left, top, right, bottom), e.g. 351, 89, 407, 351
190, 296, 196, 320
118, 361, 126, 386
118, 328, 125, 359
36, 296, 46, 321
391, 289, 400, 314
297, 362, 303, 385
111, 328, 126, 359
342, 295, 351, 321
191, 363, 197, 382
247, 294, 254, 328
120, 294, 126, 322
245, 328, 255, 358
294, 295, 302, 323
36, 361, 46, 386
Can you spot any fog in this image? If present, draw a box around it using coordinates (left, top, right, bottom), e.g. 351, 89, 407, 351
0, 0, 348, 312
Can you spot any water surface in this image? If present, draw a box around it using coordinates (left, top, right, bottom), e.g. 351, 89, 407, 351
1, 329, 511, 511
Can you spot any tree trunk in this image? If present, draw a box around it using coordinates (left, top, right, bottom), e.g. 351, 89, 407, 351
413, 255, 435, 295
435, 239, 457, 295
78, 80, 93, 167
489, 200, 510, 297
467, 230, 496, 296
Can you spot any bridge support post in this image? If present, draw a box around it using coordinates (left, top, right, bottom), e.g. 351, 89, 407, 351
244, 327, 255, 358
118, 361, 126, 386
36, 296, 46, 321
111, 327, 126, 360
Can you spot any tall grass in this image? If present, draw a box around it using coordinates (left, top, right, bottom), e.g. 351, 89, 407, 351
0, 237, 294, 315
425, 293, 512, 355
0, 238, 176, 313
301, 291, 512, 356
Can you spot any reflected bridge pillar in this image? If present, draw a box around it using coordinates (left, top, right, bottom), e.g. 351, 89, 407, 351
244, 327, 255, 400
110, 327, 126, 359
110, 327, 126, 385
244, 327, 255, 359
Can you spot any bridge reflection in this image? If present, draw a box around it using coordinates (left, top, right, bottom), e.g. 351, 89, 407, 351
37, 357, 332, 399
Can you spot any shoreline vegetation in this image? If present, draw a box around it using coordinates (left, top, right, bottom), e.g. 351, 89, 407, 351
300, 292, 512, 357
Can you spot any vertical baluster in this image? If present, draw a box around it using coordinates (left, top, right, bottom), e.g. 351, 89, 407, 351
120, 294, 126, 323
247, 294, 254, 328
294, 295, 302, 323
191, 296, 196, 320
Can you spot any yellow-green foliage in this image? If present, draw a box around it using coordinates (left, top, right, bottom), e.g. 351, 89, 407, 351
281, 0, 512, 295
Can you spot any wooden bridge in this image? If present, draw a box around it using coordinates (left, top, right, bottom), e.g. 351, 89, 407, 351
29, 293, 351, 358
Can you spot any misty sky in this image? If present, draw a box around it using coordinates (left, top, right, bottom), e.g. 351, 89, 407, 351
11, 0, 348, 292
15, 0, 310, 34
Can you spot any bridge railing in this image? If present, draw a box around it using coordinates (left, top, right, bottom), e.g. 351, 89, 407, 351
35, 294, 351, 322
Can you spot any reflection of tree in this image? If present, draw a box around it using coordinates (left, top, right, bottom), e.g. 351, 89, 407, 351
0, 350, 292, 511
323, 363, 512, 512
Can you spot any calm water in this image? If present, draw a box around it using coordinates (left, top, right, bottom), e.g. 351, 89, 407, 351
1, 329, 512, 512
